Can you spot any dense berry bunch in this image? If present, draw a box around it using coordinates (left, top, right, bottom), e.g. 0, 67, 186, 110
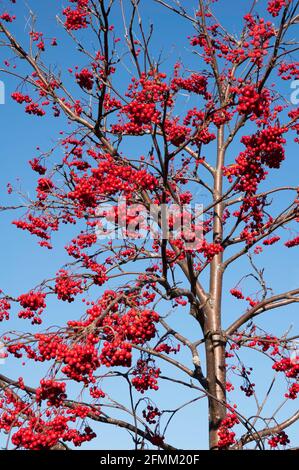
60, 337, 100, 383
18, 291, 46, 311
122, 309, 159, 345
268, 431, 290, 448
267, 0, 287, 17
67, 158, 158, 209
0, 299, 10, 321
217, 413, 239, 449
171, 74, 210, 99
0, 13, 16, 22
132, 359, 160, 393
25, 103, 45, 116
285, 235, 299, 248
75, 68, 94, 90
34, 333, 100, 383
285, 383, 299, 400
100, 339, 132, 367
55, 270, 83, 302
199, 240, 223, 261
263, 236, 280, 246
63, 0, 90, 30
11, 92, 31, 104
272, 356, 299, 379
36, 379, 67, 406
164, 118, 191, 146
232, 84, 270, 119
11, 415, 69, 450
112, 71, 172, 135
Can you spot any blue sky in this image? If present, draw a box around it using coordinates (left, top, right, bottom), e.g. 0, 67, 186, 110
0, 0, 298, 450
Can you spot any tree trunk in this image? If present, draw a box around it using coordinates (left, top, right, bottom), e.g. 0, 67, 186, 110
206, 125, 227, 449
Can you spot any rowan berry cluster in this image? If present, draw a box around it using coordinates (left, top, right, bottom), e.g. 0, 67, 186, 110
13, 214, 58, 245
36, 379, 67, 406
18, 292, 46, 324
142, 405, 161, 424
29, 158, 46, 175
0, 13, 16, 22
10, 409, 96, 450
0, 299, 10, 321
285, 236, 299, 248
272, 356, 299, 379
263, 236, 280, 246
100, 340, 132, 367
112, 71, 172, 135
32, 333, 100, 383
25, 102, 45, 116
268, 431, 290, 448
267, 0, 287, 17
164, 118, 191, 147
245, 15, 276, 65
75, 68, 94, 90
279, 61, 299, 80
154, 343, 180, 355
285, 383, 299, 400
55, 270, 83, 302
63, 0, 90, 30
89, 387, 105, 399
37, 177, 54, 199
171, 73, 210, 99
60, 337, 100, 383
199, 240, 224, 261
217, 413, 239, 449
132, 359, 160, 393
240, 382, 255, 397
67, 158, 158, 209
11, 92, 31, 104
230, 289, 244, 300
122, 309, 159, 345
12, 90, 46, 116
183, 108, 216, 146
232, 84, 270, 119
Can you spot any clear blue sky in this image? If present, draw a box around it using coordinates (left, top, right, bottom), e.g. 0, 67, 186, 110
0, 0, 298, 450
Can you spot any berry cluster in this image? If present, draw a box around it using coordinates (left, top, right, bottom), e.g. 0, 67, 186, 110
34, 333, 100, 383
268, 431, 290, 448
272, 356, 299, 379
230, 289, 244, 300
132, 359, 160, 393
63, 0, 90, 30
285, 383, 299, 400
36, 379, 67, 406
285, 235, 299, 248
100, 340, 132, 367
171, 74, 210, 99
18, 291, 46, 310
142, 405, 161, 424
18, 291, 46, 323
0, 13, 16, 22
75, 68, 94, 90
55, 270, 83, 302
232, 84, 270, 119
217, 413, 239, 449
112, 70, 172, 135
29, 158, 46, 175
267, 0, 287, 17
0, 299, 10, 321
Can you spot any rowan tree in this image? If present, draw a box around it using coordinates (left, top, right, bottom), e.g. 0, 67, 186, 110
0, 0, 298, 451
